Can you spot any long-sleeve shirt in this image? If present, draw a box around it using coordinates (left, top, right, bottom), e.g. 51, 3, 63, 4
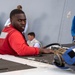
0, 24, 39, 56
27, 38, 42, 48
71, 16, 75, 37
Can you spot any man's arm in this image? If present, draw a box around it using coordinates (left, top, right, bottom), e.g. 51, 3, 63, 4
8, 31, 54, 56
71, 16, 75, 37
8, 31, 40, 56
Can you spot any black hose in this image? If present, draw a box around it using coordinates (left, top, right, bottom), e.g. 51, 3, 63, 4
43, 43, 61, 48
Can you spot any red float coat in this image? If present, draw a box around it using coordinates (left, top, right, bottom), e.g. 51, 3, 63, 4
0, 24, 39, 56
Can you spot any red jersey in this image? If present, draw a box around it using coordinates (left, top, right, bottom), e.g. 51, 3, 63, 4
0, 24, 39, 56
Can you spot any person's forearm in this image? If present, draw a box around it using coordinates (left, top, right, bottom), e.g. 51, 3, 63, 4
39, 48, 54, 54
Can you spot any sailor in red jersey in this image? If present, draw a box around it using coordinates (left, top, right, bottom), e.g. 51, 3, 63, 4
0, 9, 54, 56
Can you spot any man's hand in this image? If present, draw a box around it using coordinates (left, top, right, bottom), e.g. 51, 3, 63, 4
39, 48, 54, 54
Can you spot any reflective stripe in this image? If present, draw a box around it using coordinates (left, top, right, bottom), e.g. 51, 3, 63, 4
0, 32, 8, 38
